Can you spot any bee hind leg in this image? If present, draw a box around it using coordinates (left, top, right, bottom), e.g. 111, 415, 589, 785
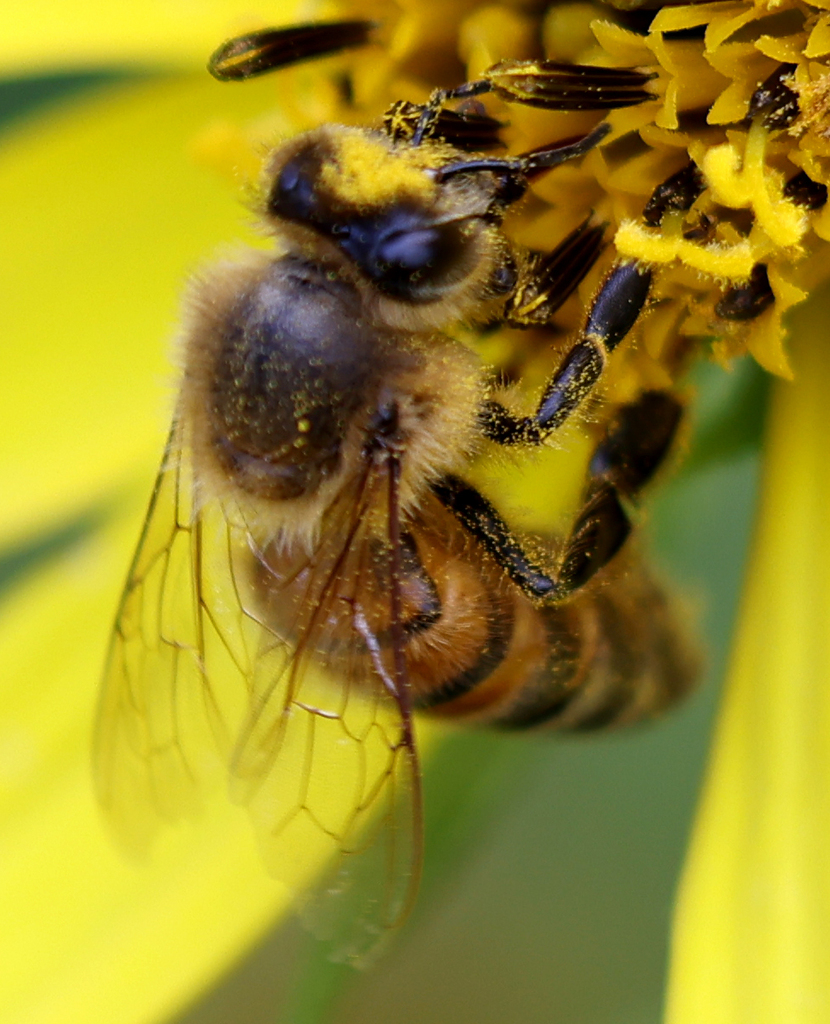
553, 388, 684, 594
437, 389, 682, 600
431, 473, 629, 601
587, 389, 683, 499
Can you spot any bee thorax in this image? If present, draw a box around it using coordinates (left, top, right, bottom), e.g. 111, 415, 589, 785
203, 257, 378, 500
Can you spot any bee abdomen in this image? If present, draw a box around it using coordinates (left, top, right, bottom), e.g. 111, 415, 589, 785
496, 565, 697, 730
415, 555, 696, 730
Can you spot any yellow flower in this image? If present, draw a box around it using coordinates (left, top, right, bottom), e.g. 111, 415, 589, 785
2, 0, 829, 1022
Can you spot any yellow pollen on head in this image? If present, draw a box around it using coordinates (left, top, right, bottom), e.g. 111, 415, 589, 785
296, 417, 311, 433
321, 132, 437, 209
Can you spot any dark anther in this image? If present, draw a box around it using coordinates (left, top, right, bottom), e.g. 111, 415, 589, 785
715, 263, 774, 321
506, 217, 606, 327
483, 59, 657, 111
642, 162, 705, 226
208, 21, 375, 80
748, 64, 799, 130
783, 170, 828, 210
682, 212, 715, 242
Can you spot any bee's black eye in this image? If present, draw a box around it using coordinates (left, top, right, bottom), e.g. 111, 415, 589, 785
270, 152, 319, 221
337, 209, 468, 301
378, 227, 441, 269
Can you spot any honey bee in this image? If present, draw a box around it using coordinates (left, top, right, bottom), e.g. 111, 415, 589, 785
94, 21, 697, 963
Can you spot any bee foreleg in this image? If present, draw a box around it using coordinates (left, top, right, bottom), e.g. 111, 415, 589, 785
481, 262, 652, 444
435, 124, 611, 209
642, 161, 704, 226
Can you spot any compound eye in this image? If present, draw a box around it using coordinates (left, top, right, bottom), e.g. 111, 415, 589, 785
374, 220, 468, 300
269, 150, 319, 221
338, 209, 471, 301
377, 227, 442, 272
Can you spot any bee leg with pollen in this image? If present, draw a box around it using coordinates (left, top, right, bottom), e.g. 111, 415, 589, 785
436, 389, 682, 601
586, 390, 683, 501
424, 390, 693, 729
482, 260, 654, 445
429, 472, 627, 602
481, 155, 708, 449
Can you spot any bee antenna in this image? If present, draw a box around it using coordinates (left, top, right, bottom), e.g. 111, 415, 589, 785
209, 20, 377, 81
435, 121, 610, 184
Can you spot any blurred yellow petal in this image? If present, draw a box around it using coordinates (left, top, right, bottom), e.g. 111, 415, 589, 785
0, 72, 291, 546
0, 2, 298, 75
666, 283, 830, 1023
0, 510, 291, 1024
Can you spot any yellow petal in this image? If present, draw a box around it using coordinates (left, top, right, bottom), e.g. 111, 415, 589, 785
650, 1, 745, 35
805, 15, 830, 59
704, 3, 756, 53
666, 283, 830, 1023
0, 509, 289, 1024
0, 1, 294, 75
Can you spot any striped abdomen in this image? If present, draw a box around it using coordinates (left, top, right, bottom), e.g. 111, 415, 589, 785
405, 507, 697, 730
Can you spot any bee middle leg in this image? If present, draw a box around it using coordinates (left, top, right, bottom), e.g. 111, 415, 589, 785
435, 389, 682, 600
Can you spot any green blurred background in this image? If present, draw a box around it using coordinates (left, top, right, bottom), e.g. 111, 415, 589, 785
0, 74, 765, 1024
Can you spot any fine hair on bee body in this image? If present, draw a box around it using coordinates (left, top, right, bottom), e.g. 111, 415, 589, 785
95, 18, 698, 963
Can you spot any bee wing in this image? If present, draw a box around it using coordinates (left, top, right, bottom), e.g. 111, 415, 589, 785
94, 423, 241, 849
95, 423, 422, 962
228, 460, 423, 963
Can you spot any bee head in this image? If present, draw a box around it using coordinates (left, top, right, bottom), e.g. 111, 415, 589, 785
264, 126, 509, 310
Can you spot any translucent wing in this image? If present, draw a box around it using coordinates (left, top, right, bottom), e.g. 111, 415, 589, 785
94, 420, 423, 962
